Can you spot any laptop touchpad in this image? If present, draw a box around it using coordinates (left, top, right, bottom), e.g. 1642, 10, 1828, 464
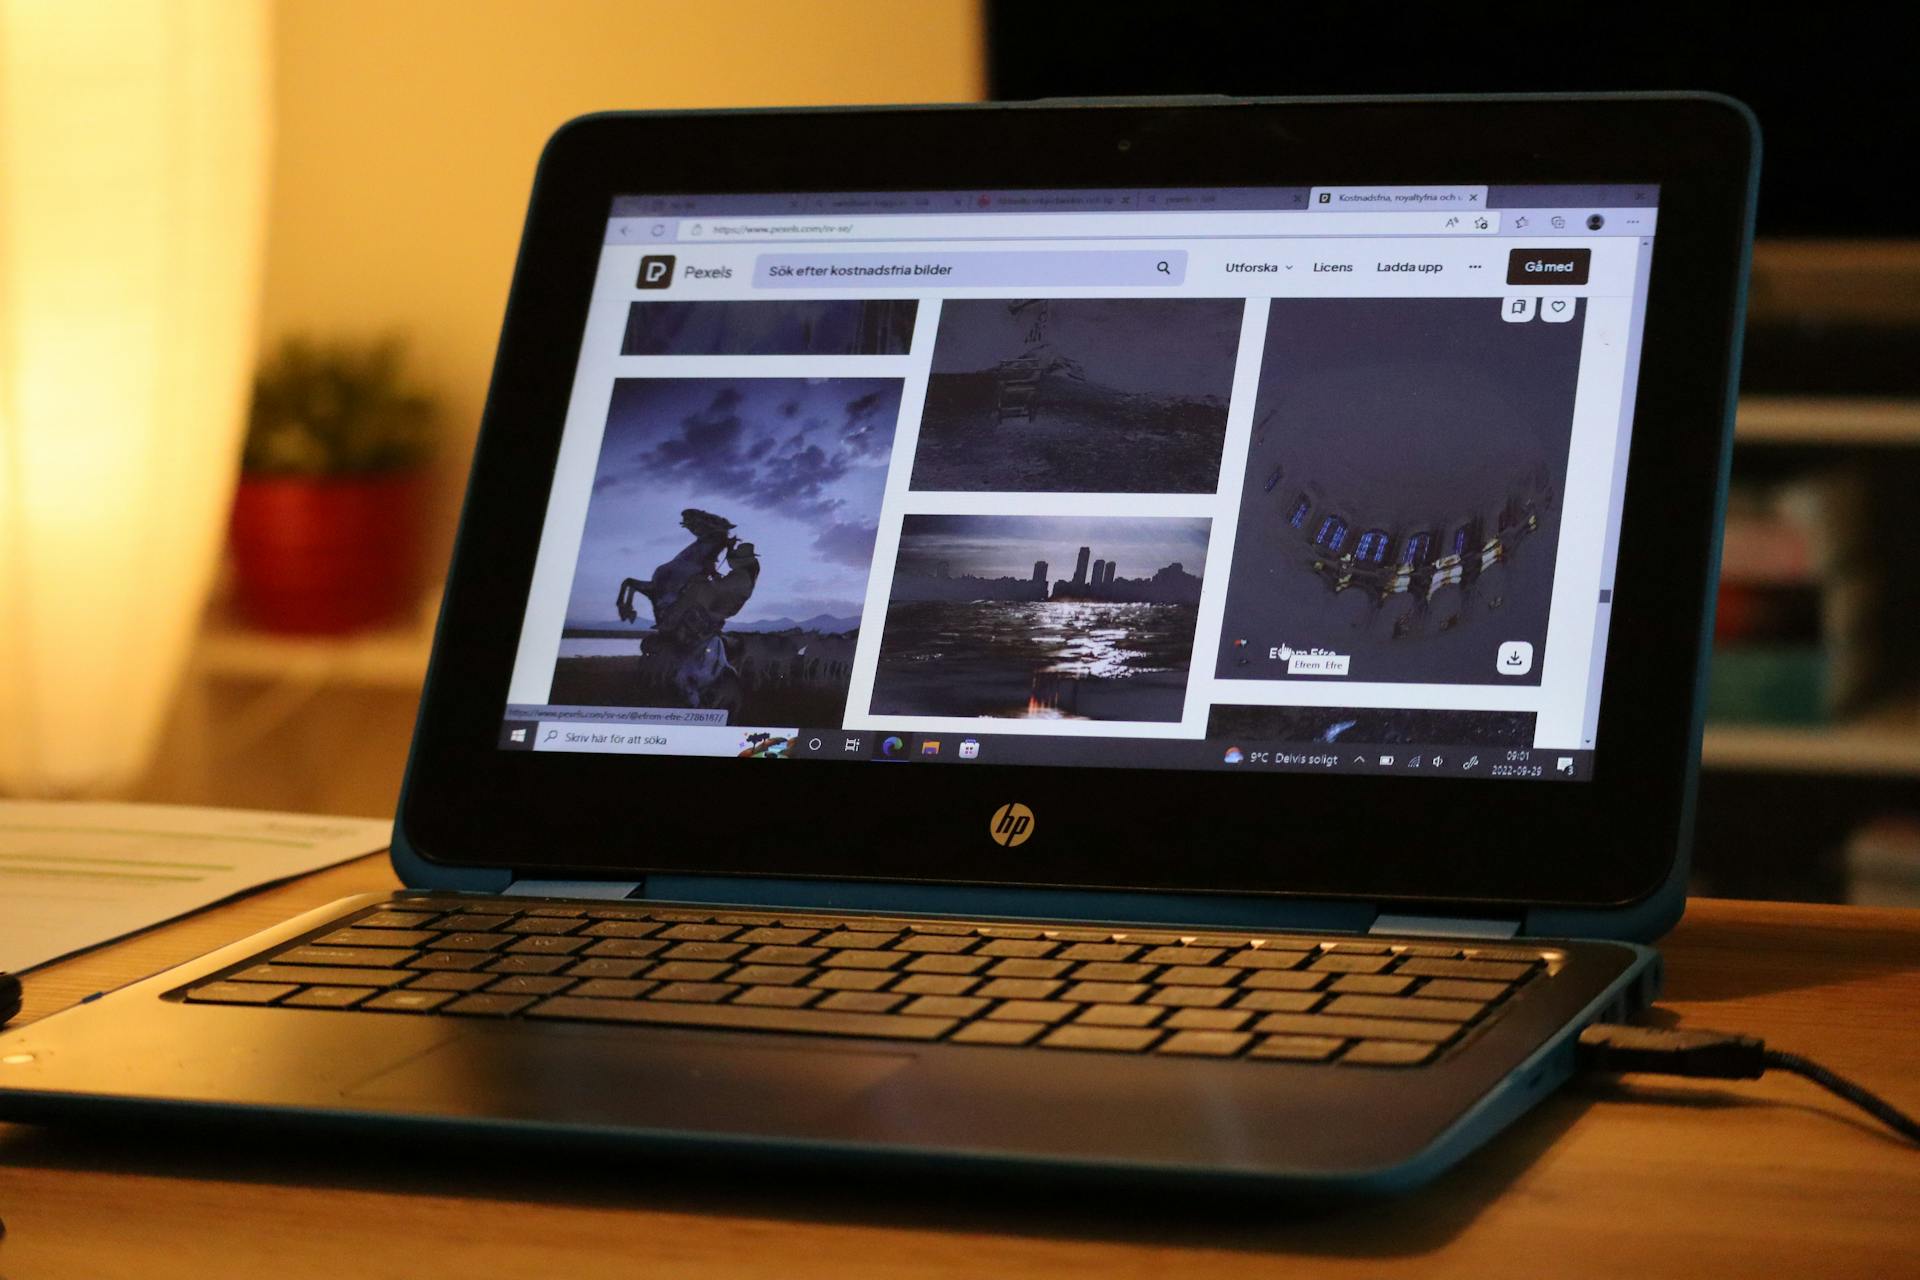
342, 1027, 916, 1130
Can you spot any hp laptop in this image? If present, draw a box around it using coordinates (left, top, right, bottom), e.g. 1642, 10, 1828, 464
0, 94, 1757, 1192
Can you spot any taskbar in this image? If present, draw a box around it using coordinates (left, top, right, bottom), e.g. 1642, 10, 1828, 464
498, 711, 1592, 780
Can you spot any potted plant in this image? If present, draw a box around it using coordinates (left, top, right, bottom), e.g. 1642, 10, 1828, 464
228, 337, 438, 633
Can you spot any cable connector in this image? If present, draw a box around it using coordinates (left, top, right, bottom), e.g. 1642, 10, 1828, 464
1577, 1023, 1766, 1080
1578, 1021, 1919, 1145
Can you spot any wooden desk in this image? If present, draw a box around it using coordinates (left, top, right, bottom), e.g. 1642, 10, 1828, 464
2, 859, 1916, 1278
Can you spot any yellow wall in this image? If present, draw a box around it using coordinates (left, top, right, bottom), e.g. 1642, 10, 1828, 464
261, 0, 984, 554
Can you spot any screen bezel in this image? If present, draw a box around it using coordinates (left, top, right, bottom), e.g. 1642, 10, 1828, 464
397, 94, 1756, 911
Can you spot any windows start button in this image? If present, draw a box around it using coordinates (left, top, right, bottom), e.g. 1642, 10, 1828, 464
1506, 247, 1590, 285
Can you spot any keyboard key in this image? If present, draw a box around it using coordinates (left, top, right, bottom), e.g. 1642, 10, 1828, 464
647, 961, 731, 982
1141, 946, 1221, 966
571, 979, 657, 1000
810, 970, 893, 992
187, 980, 295, 1004
407, 972, 493, 992
816, 932, 896, 950
486, 975, 574, 997
646, 909, 714, 922
819, 950, 901, 971
1163, 1008, 1253, 1031
1074, 1004, 1163, 1028
582, 920, 662, 939
1113, 931, 1182, 945
983, 958, 1070, 980
905, 954, 989, 975
1185, 935, 1259, 949
1251, 1013, 1457, 1043
583, 938, 668, 959
1147, 986, 1233, 1009
1060, 982, 1147, 1004
726, 964, 811, 986
1041, 1025, 1160, 1053
1416, 978, 1512, 1001
1069, 962, 1157, 982
316, 927, 436, 949
582, 905, 657, 920
735, 927, 817, 945
363, 990, 457, 1014
434, 913, 514, 932
507, 935, 590, 955
906, 921, 976, 936
951, 1021, 1043, 1046
648, 982, 735, 1003
817, 992, 905, 1014
1324, 995, 1484, 1023
1343, 1040, 1439, 1066
1330, 974, 1415, 995
976, 978, 1063, 1000
900, 996, 990, 1019
984, 1000, 1078, 1024
1309, 954, 1394, 974
1239, 970, 1324, 992
976, 939, 1056, 958
893, 935, 976, 954
502, 917, 583, 936
406, 951, 488, 972
1463, 947, 1549, 963
742, 945, 825, 966
1155, 965, 1237, 987
1250, 1035, 1345, 1062
1395, 944, 1464, 958
974, 926, 1045, 940
282, 985, 376, 1009
528, 995, 958, 1041
444, 994, 536, 1017
1232, 990, 1323, 1013
1157, 1030, 1251, 1057
1221, 950, 1310, 970
486, 954, 571, 975
732, 985, 819, 1008
564, 958, 651, 979
1318, 941, 1393, 955
1056, 943, 1140, 962
892, 974, 978, 996
278, 945, 414, 968
523, 906, 586, 919
659, 923, 739, 941
1044, 929, 1114, 942
1397, 958, 1533, 982
661, 941, 745, 962
354, 911, 436, 930
233, 964, 409, 988
427, 933, 513, 952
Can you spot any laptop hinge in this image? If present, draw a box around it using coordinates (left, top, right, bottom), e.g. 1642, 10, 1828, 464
1370, 912, 1522, 940
504, 878, 643, 900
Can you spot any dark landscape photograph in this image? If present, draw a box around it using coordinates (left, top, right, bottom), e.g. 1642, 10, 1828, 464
909, 297, 1242, 492
621, 299, 917, 356
871, 514, 1210, 722
548, 376, 901, 725
1216, 298, 1585, 686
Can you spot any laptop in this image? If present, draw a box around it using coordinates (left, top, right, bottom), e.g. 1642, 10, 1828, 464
0, 94, 1757, 1192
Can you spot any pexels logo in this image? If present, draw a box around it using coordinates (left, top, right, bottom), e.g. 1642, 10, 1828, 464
989, 803, 1034, 847
637, 254, 675, 288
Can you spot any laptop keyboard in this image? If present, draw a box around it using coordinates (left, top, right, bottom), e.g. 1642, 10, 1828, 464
178, 899, 1555, 1067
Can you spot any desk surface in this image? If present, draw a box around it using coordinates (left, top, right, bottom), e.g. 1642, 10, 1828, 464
2, 858, 1915, 1279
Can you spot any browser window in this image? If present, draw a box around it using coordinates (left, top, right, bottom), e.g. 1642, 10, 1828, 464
498, 184, 1658, 781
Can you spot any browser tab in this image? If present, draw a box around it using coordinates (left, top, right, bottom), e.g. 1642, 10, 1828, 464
1310, 185, 1487, 211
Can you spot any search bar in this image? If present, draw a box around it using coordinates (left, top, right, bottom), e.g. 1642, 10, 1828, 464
696, 211, 1495, 240
754, 250, 1187, 289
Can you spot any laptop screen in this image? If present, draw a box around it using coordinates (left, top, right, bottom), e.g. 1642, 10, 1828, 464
497, 183, 1659, 782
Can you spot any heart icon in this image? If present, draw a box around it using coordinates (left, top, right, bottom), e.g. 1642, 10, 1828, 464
1550, 300, 1567, 313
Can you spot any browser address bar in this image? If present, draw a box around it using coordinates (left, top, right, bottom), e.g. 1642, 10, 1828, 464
684, 210, 1500, 242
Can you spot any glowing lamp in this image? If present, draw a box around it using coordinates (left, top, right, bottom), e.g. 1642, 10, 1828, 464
0, 1, 271, 794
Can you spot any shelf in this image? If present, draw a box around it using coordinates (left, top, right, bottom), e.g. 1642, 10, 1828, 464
1703, 700, 1920, 777
194, 597, 439, 690
1735, 396, 1920, 446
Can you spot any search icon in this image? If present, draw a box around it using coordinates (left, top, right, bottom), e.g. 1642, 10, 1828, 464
1155, 260, 1171, 275
543, 729, 558, 742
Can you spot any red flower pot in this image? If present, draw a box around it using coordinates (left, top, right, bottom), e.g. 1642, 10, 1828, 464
228, 471, 427, 634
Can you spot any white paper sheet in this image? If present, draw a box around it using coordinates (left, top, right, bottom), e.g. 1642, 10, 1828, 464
0, 801, 391, 973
